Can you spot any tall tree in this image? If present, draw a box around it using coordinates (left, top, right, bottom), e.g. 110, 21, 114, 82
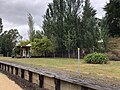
99, 17, 109, 52
0, 18, 3, 53
0, 18, 3, 34
63, 0, 82, 58
104, 0, 120, 37
43, 0, 65, 57
43, 0, 83, 57
0, 29, 22, 56
82, 0, 99, 53
28, 13, 35, 41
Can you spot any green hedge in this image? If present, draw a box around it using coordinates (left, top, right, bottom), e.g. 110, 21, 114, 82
84, 52, 109, 64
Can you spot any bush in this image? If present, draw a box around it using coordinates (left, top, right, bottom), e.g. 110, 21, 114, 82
84, 52, 109, 64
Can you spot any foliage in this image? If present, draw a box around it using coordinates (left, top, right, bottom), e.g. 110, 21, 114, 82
28, 13, 35, 41
82, 0, 99, 52
31, 37, 53, 56
0, 29, 22, 56
12, 46, 20, 57
0, 18, 3, 53
82, 0, 96, 20
28, 13, 44, 41
43, 0, 83, 57
0, 18, 3, 34
18, 40, 30, 46
84, 52, 109, 64
42, 0, 110, 57
63, 0, 82, 58
0, 18, 22, 56
98, 17, 109, 52
104, 0, 120, 37
43, 0, 65, 54
34, 30, 44, 39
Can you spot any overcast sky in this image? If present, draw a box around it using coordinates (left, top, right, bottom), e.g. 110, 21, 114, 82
0, 0, 109, 40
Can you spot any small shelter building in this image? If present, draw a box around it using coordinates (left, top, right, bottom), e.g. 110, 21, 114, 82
16, 44, 31, 58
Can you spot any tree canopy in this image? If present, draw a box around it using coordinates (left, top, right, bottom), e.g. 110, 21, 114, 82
6, 0, 111, 58
104, 0, 120, 37
43, 0, 83, 57
42, 0, 103, 57
0, 29, 22, 56
31, 37, 53, 56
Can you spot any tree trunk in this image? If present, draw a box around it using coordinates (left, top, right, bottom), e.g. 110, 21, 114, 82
80, 48, 83, 59
72, 50, 76, 58
45, 51, 47, 57
68, 49, 70, 58
53, 52, 56, 58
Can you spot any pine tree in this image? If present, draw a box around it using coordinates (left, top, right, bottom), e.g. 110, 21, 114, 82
82, 0, 99, 52
99, 17, 109, 52
104, 0, 120, 37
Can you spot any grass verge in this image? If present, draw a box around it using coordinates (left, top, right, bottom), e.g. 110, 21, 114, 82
0, 57, 120, 80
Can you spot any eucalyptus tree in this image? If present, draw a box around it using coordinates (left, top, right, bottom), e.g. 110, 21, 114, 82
1, 29, 22, 56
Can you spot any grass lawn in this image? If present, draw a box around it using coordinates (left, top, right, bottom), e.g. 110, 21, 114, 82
0, 57, 120, 80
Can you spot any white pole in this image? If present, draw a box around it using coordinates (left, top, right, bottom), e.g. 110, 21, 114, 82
78, 48, 80, 76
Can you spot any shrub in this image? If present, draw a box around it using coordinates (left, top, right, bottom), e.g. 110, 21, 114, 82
84, 52, 109, 64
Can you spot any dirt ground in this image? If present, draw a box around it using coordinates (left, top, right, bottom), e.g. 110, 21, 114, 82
0, 72, 22, 90
0, 70, 47, 90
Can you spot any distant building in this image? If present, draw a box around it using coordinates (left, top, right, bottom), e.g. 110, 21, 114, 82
16, 44, 31, 58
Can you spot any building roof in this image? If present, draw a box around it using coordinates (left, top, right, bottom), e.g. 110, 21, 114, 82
26, 44, 32, 47
16, 43, 32, 48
